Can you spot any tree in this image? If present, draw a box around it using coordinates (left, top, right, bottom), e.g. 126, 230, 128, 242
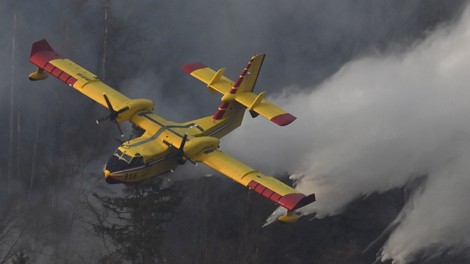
10, 250, 29, 264
91, 178, 181, 264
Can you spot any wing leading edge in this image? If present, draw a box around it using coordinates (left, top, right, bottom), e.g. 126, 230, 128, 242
196, 149, 315, 211
29, 39, 154, 126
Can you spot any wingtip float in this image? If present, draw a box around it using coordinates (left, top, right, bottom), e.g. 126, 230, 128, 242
29, 39, 314, 224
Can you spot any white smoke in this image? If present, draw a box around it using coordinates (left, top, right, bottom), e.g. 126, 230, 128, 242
225, 4, 470, 263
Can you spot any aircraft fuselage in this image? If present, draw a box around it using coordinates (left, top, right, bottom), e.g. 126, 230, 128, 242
103, 111, 223, 184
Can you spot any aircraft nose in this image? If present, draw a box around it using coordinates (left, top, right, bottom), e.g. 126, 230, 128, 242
105, 155, 129, 172
104, 155, 129, 184
103, 169, 119, 184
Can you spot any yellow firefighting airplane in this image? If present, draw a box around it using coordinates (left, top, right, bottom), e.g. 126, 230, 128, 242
28, 39, 314, 223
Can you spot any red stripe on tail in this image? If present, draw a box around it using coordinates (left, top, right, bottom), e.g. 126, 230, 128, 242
212, 102, 230, 120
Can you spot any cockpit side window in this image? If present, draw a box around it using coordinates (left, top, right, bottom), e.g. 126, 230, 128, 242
121, 153, 133, 163
113, 149, 123, 157
129, 156, 144, 167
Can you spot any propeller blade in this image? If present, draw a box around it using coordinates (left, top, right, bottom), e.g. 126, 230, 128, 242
96, 94, 128, 137
103, 94, 114, 111
162, 135, 196, 165
183, 154, 196, 165
114, 120, 124, 137
179, 134, 188, 151
116, 106, 130, 114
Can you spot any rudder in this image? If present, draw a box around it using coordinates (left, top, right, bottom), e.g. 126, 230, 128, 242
213, 54, 265, 120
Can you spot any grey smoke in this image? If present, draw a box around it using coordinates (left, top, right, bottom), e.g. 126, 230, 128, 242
225, 4, 470, 263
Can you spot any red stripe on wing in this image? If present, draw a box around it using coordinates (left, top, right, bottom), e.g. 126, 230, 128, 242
51, 67, 62, 77
247, 180, 315, 210
278, 193, 316, 211
66, 76, 78, 85
182, 63, 207, 74
262, 189, 274, 199
271, 193, 282, 202
49, 68, 77, 85
42, 62, 78, 86
44, 63, 55, 72
30, 40, 78, 86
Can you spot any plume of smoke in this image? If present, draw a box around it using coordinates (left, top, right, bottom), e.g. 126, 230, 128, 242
225, 3, 470, 263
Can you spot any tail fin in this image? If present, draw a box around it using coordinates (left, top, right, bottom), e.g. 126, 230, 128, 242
182, 54, 296, 126
212, 54, 265, 120
231, 54, 265, 94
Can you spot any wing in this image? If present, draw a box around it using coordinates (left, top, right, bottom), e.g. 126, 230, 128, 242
196, 149, 315, 211
29, 39, 153, 124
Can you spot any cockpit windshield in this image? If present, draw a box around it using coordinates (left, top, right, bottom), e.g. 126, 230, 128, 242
112, 149, 145, 166
113, 149, 134, 164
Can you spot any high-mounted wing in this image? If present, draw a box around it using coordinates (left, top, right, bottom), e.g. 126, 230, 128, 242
195, 149, 315, 211
29, 39, 154, 124
182, 54, 296, 126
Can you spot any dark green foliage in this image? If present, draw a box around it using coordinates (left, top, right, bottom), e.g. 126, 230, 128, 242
10, 250, 29, 264
92, 178, 181, 264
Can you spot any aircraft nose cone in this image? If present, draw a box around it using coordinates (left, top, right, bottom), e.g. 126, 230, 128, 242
104, 169, 111, 178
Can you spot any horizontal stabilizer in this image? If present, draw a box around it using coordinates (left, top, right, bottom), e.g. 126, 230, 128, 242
182, 63, 233, 95
234, 92, 296, 126
182, 55, 296, 126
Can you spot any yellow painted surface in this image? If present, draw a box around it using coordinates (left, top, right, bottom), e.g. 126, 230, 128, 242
50, 58, 131, 110
186, 54, 291, 122
278, 211, 300, 223
31, 48, 305, 208
197, 149, 300, 196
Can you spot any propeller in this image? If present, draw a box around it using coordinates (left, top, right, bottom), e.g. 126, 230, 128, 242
163, 134, 195, 165
96, 94, 130, 137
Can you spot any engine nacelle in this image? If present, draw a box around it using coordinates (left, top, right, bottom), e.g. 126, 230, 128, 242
115, 98, 154, 122
185, 136, 220, 158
